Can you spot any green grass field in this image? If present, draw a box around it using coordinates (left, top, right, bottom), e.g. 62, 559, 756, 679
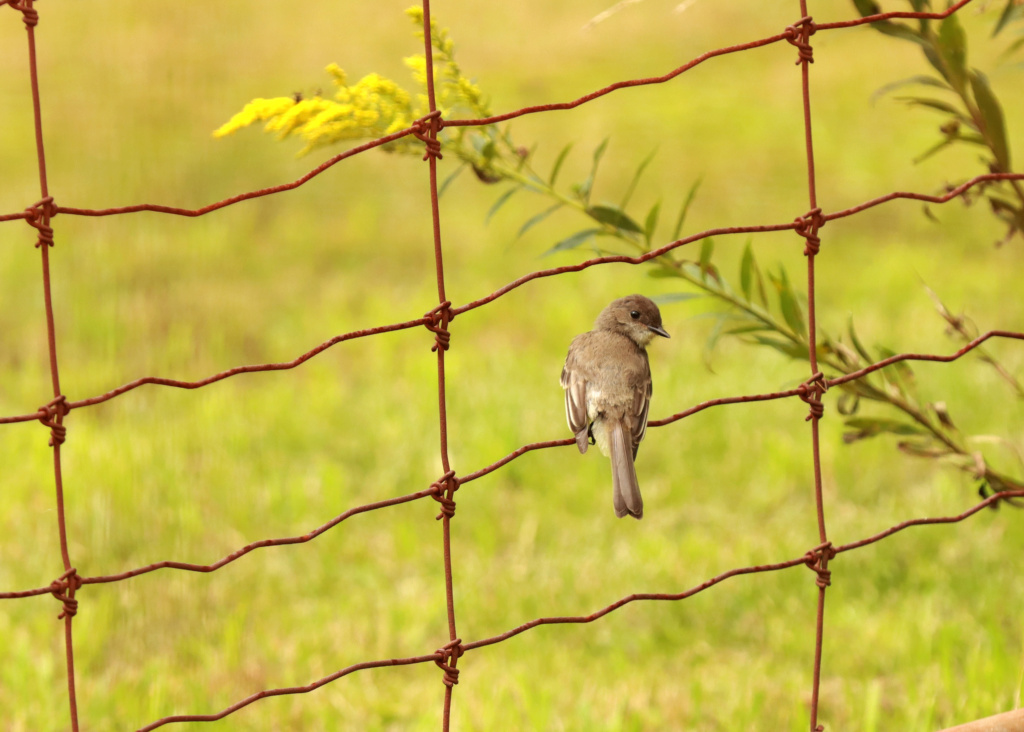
1, 1, 1023, 730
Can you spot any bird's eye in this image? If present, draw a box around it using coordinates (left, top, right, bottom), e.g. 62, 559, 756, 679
630, 310, 640, 319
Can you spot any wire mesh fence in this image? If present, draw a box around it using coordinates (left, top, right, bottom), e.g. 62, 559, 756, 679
2, 0, 1023, 730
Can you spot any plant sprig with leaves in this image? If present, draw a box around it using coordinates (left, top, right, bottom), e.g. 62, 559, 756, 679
215, 5, 1023, 502
533, 155, 1024, 501
854, 0, 1024, 245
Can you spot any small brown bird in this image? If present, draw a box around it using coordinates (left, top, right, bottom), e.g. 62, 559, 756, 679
561, 295, 669, 519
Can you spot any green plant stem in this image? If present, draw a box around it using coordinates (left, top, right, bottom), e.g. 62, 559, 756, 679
439, 127, 1023, 495
657, 250, 1022, 492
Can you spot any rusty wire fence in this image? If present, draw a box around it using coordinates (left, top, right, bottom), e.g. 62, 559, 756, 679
2, 0, 1023, 730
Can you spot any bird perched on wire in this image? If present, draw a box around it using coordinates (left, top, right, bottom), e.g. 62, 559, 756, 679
561, 294, 669, 519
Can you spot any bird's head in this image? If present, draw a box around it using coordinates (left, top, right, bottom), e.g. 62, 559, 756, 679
595, 294, 670, 347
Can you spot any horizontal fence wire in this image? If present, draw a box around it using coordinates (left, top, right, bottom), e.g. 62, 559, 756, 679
1, 0, 1022, 729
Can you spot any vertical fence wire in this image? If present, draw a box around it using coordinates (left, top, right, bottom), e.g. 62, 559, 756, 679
791, 6, 829, 729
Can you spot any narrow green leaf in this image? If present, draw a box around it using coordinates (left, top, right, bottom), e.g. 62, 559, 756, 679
992, 0, 1023, 38
874, 356, 901, 390
779, 291, 805, 336
526, 166, 546, 184
677, 260, 727, 294
438, 162, 466, 198
922, 44, 947, 81
544, 228, 601, 256
893, 356, 918, 388
679, 261, 704, 281
619, 148, 656, 211
937, 13, 968, 89
986, 194, 1020, 224
576, 137, 610, 206
831, 339, 860, 369
843, 376, 886, 401
516, 203, 562, 240
753, 252, 769, 309
653, 292, 706, 304
671, 178, 702, 242
921, 282, 955, 325
516, 171, 548, 194
896, 96, 971, 123
837, 391, 860, 416
1002, 36, 1024, 59
847, 316, 873, 364
698, 238, 714, 277
871, 20, 927, 46
912, 136, 958, 165
647, 266, 679, 280
852, 0, 927, 46
772, 267, 805, 336
870, 75, 950, 104
852, 0, 880, 17
969, 70, 1011, 171
841, 429, 870, 444
644, 201, 661, 244
683, 311, 742, 323
587, 204, 644, 234
844, 417, 927, 437
703, 314, 729, 371
749, 334, 808, 360
549, 143, 574, 187
877, 345, 916, 388
740, 241, 755, 302
907, 0, 930, 12
486, 186, 519, 223
953, 133, 990, 147
897, 439, 949, 458
724, 323, 772, 335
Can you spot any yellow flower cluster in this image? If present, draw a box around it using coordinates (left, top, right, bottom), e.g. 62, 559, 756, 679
213, 63, 418, 156
214, 7, 490, 156
404, 7, 488, 119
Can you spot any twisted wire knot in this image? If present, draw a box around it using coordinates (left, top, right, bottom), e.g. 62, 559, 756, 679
804, 542, 836, 590
430, 469, 459, 520
4, 0, 39, 27
434, 638, 464, 687
793, 207, 824, 257
785, 16, 815, 64
37, 394, 69, 446
424, 301, 454, 352
49, 568, 82, 619
797, 371, 827, 422
412, 110, 444, 161
25, 196, 57, 248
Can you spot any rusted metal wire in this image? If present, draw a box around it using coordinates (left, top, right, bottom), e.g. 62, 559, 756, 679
2, 1, 1022, 730
791, 7, 828, 726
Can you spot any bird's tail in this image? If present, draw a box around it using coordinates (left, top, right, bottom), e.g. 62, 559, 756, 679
608, 420, 643, 519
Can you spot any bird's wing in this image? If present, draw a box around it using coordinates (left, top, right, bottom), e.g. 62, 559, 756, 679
630, 353, 653, 459
561, 338, 591, 453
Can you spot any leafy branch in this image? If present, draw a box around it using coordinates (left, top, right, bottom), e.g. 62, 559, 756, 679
854, 0, 1024, 245
214, 5, 1023, 502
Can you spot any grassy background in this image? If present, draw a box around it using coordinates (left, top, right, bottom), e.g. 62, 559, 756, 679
1, 0, 1023, 730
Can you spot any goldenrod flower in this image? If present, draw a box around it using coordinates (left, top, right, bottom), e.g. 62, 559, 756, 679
214, 6, 491, 156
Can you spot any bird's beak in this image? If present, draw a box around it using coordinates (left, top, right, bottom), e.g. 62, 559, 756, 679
648, 324, 670, 338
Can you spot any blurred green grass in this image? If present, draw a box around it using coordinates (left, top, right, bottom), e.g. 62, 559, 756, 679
1, 1, 1023, 730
